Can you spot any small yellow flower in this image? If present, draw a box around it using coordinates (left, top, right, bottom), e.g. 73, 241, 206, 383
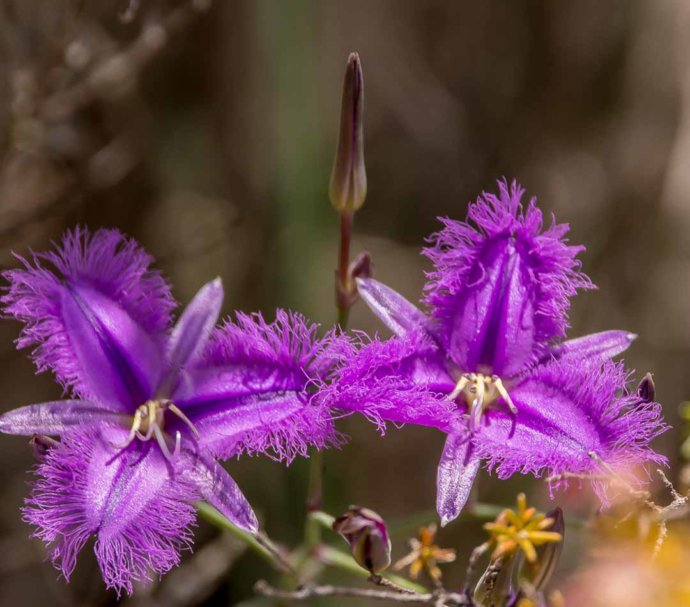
393, 523, 456, 580
484, 493, 562, 564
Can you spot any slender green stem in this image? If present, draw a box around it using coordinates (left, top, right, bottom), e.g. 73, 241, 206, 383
197, 502, 297, 577
304, 450, 326, 554
317, 545, 428, 594
309, 510, 336, 530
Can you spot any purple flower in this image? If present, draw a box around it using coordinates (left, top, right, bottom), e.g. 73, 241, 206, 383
0, 228, 349, 594
324, 180, 666, 525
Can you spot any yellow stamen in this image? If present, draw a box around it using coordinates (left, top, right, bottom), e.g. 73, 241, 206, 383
111, 399, 199, 461
448, 373, 517, 418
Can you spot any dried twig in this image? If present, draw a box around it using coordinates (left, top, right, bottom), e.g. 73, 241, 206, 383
254, 580, 470, 605
549, 461, 690, 556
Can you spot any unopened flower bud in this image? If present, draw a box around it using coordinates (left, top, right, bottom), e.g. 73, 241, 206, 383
473, 553, 517, 607
518, 507, 564, 592
333, 506, 391, 574
637, 373, 655, 403
349, 250, 372, 282
30, 434, 58, 462
329, 52, 367, 214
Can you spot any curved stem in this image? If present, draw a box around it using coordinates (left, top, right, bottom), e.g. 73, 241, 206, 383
196, 502, 298, 578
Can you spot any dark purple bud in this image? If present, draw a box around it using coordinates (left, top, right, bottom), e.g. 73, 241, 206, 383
518, 507, 565, 592
637, 373, 655, 403
349, 250, 373, 282
333, 506, 391, 574
329, 52, 367, 214
30, 434, 59, 462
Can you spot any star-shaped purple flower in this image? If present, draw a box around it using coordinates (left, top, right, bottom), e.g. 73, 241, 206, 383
323, 180, 666, 525
0, 228, 350, 594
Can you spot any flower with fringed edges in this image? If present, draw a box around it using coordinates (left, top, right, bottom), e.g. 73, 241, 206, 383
322, 180, 667, 525
0, 228, 351, 594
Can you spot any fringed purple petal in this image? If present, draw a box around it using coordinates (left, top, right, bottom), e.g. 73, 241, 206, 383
2, 228, 172, 406
174, 310, 351, 461
320, 332, 455, 430
23, 429, 197, 596
472, 359, 667, 502
196, 309, 353, 383
0, 399, 122, 435
182, 449, 258, 533
436, 428, 480, 526
423, 180, 593, 377
177, 391, 342, 462
545, 330, 636, 364
356, 277, 433, 338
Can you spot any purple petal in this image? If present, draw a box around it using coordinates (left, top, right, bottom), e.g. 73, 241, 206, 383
546, 330, 636, 364
0, 400, 123, 435
60, 283, 165, 407
168, 278, 224, 370
472, 359, 667, 501
23, 429, 197, 595
159, 278, 224, 396
423, 180, 593, 377
182, 449, 258, 533
177, 388, 339, 461
3, 228, 172, 407
320, 333, 455, 430
356, 277, 431, 338
436, 429, 481, 526
173, 310, 348, 460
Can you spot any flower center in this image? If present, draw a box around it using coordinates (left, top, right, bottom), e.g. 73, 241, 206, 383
447, 373, 517, 430
111, 399, 199, 460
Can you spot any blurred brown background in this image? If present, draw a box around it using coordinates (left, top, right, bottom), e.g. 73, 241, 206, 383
0, 0, 688, 605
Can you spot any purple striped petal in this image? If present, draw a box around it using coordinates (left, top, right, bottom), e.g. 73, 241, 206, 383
182, 450, 258, 533
173, 310, 349, 460
0, 400, 123, 435
436, 429, 481, 526
546, 330, 636, 364
423, 180, 593, 378
23, 429, 197, 596
3, 228, 172, 408
60, 284, 165, 407
320, 333, 455, 430
177, 389, 336, 462
356, 277, 431, 338
472, 359, 667, 502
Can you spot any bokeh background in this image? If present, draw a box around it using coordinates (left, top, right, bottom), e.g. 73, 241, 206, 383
0, 1, 688, 605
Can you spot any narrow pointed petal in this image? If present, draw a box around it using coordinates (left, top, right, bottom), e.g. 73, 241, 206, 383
158, 278, 224, 396
23, 429, 197, 595
167, 278, 224, 372
356, 278, 431, 338
0, 400, 123, 435
424, 180, 592, 377
320, 332, 455, 431
472, 360, 667, 502
437, 429, 481, 525
182, 450, 258, 533
3, 228, 171, 407
546, 330, 636, 363
174, 310, 352, 460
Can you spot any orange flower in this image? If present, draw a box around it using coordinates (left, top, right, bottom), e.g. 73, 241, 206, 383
394, 523, 456, 580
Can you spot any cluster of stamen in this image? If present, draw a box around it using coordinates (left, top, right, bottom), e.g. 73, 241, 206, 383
111, 399, 199, 461
448, 373, 517, 429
